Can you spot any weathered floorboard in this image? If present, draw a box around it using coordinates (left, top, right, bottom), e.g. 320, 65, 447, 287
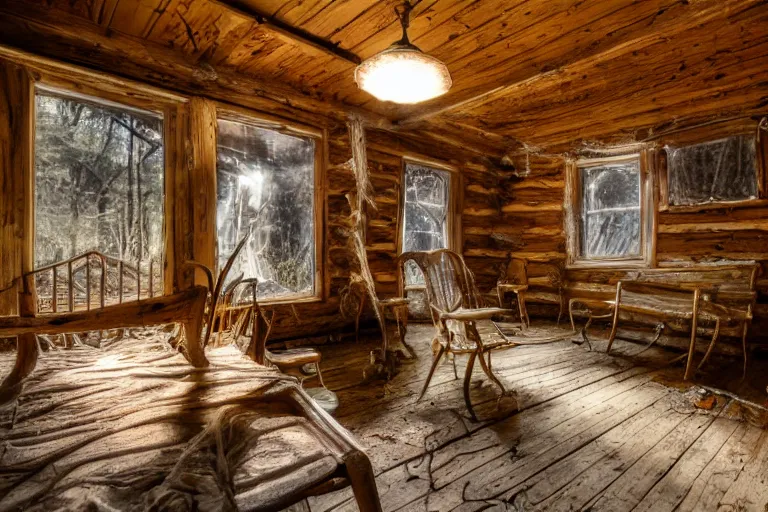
303, 321, 766, 512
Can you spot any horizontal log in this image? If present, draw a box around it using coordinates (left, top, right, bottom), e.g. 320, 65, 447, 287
464, 248, 566, 261
500, 202, 562, 213
658, 220, 768, 233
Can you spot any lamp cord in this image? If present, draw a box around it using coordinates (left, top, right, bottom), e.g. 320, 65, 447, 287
395, 1, 413, 45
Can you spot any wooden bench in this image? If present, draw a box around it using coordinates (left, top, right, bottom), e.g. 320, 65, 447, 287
569, 264, 759, 380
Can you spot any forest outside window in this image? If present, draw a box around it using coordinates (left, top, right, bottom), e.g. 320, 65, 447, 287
34, 88, 165, 303
401, 161, 453, 285
216, 117, 317, 301
665, 134, 759, 207
568, 154, 652, 267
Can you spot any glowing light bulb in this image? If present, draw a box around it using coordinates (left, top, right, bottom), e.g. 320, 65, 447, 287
355, 47, 452, 104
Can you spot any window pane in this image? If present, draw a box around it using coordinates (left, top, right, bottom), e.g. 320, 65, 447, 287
216, 119, 315, 300
667, 135, 758, 206
34, 91, 165, 301
402, 163, 451, 285
580, 161, 641, 259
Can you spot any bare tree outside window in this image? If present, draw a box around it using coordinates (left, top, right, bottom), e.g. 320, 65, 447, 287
579, 160, 641, 259
401, 162, 451, 285
666, 135, 758, 206
34, 90, 165, 304
216, 119, 315, 301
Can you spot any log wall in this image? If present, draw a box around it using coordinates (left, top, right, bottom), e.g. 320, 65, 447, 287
0, 45, 506, 345
493, 149, 768, 338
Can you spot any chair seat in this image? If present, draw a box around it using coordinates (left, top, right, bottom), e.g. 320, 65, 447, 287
497, 283, 528, 293
378, 297, 410, 308
268, 348, 320, 367
440, 307, 512, 321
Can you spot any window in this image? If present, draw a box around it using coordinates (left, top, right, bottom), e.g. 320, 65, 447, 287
567, 154, 652, 267
216, 117, 317, 301
665, 135, 759, 206
401, 161, 453, 284
34, 89, 165, 297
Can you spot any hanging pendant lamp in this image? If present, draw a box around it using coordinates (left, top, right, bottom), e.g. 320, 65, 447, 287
354, 2, 452, 104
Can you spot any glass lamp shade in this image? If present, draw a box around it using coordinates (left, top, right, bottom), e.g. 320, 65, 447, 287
354, 45, 452, 104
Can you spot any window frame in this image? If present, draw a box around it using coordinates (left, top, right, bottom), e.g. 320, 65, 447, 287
397, 157, 461, 257
658, 119, 768, 213
29, 74, 184, 295
214, 104, 325, 305
565, 151, 656, 269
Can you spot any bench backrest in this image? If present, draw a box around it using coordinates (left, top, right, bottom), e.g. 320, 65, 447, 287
621, 264, 758, 303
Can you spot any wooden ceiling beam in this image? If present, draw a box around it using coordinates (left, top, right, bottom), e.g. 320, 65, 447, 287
212, 0, 362, 65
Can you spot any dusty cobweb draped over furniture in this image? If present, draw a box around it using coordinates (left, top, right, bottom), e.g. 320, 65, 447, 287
216, 119, 315, 300
338, 115, 390, 351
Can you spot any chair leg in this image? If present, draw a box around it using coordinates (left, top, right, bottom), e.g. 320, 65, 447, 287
684, 289, 701, 381
512, 291, 526, 328
463, 351, 478, 421
419, 343, 445, 401
451, 351, 458, 380
519, 292, 530, 328
477, 349, 507, 397
345, 450, 383, 512
315, 361, 326, 388
697, 319, 720, 371
569, 299, 577, 333
606, 306, 620, 354
741, 320, 749, 381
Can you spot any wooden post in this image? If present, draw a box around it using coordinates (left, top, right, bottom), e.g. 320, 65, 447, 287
0, 58, 37, 396
0, 59, 32, 316
187, 98, 218, 288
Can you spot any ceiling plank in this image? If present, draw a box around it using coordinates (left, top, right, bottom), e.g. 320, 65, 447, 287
456, 6, 768, 147
0, 0, 383, 128
397, 0, 734, 123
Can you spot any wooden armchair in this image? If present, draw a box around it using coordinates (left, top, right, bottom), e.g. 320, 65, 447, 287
400, 249, 513, 420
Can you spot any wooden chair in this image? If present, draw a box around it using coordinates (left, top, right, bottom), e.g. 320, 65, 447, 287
231, 278, 328, 390
399, 249, 513, 420
497, 256, 566, 327
496, 257, 530, 327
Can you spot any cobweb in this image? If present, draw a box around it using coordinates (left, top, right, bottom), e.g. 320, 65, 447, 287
339, 116, 386, 339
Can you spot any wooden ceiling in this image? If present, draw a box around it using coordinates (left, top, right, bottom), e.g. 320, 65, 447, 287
5, 0, 768, 155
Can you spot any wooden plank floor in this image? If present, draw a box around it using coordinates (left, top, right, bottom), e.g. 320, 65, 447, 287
296, 322, 768, 512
